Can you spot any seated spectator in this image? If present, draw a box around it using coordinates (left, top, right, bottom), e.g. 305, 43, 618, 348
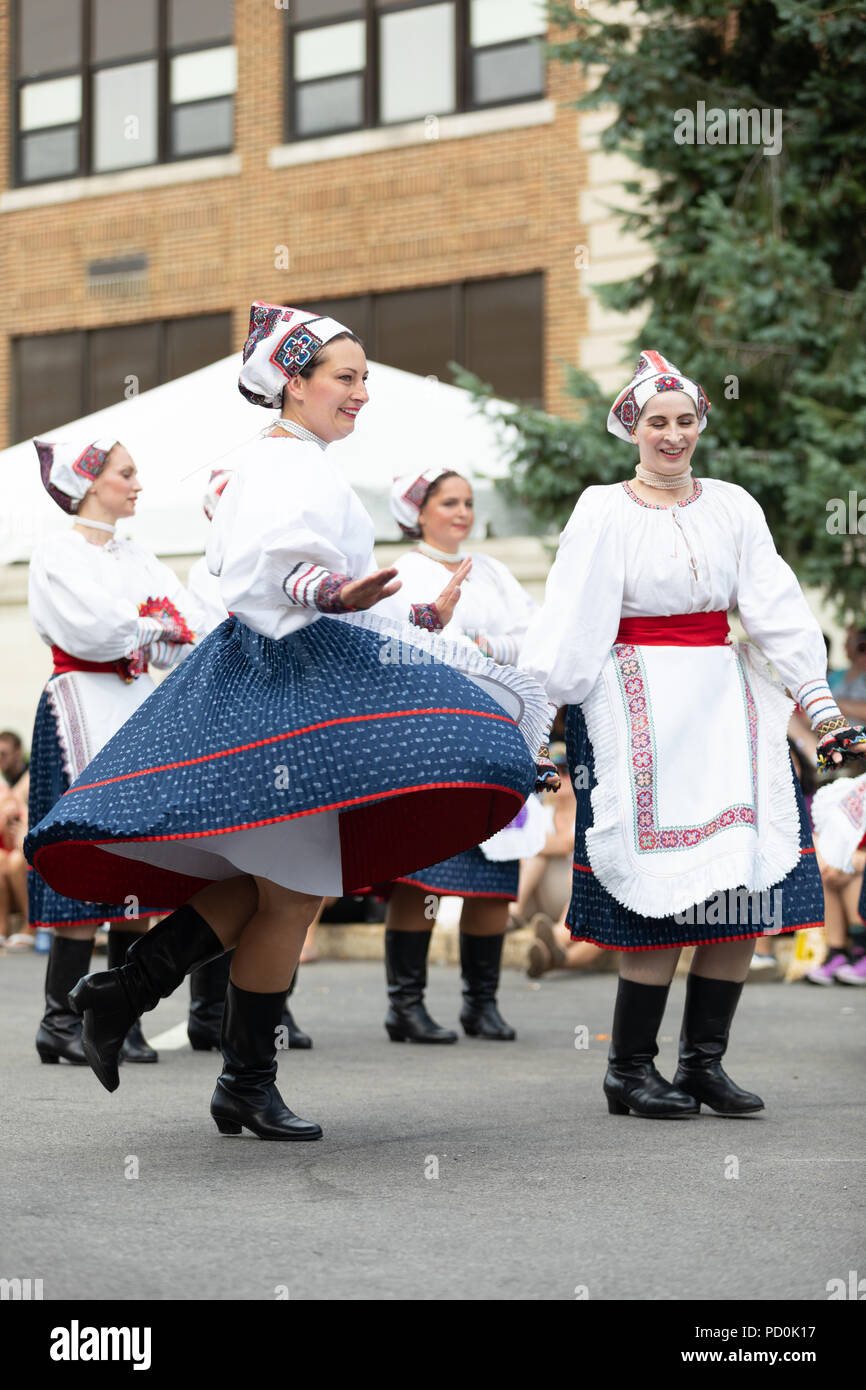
805, 770, 866, 984
509, 743, 575, 930
0, 784, 28, 943
835, 624, 866, 724
0, 731, 28, 793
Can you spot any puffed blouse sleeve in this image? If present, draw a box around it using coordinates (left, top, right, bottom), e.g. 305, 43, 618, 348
28, 536, 150, 662
210, 446, 375, 630
519, 486, 626, 707
733, 488, 828, 698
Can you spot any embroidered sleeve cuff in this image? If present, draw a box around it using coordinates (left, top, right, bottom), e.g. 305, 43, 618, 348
482, 634, 519, 665
282, 563, 352, 613
410, 603, 442, 631
133, 617, 164, 651
148, 640, 193, 670
796, 679, 844, 733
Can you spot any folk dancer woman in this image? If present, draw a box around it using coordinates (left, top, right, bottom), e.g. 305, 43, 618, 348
520, 350, 866, 1118
375, 469, 545, 1043
26, 304, 548, 1142
28, 435, 201, 1065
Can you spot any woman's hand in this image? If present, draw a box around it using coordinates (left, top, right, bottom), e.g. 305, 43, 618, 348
340, 568, 401, 611
432, 559, 471, 628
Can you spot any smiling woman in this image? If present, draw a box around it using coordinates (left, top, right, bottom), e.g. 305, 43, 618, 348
25, 300, 550, 1145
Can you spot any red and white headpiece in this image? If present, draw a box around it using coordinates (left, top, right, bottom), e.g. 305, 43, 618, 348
202, 468, 233, 522
238, 302, 353, 409
34, 435, 118, 515
390, 468, 450, 540
607, 349, 710, 442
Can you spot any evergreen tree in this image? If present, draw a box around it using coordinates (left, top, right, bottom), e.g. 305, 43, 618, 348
457, 0, 866, 616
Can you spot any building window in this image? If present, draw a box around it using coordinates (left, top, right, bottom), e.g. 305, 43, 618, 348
12, 312, 232, 443
310, 274, 544, 406
285, 0, 546, 142
13, 0, 235, 185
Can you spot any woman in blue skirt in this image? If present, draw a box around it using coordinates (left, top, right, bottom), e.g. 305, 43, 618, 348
26, 303, 548, 1142
28, 433, 203, 1066
520, 349, 866, 1119
375, 468, 549, 1044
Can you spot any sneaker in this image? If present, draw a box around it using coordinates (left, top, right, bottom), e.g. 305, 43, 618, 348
749, 953, 777, 972
804, 950, 850, 985
835, 954, 866, 986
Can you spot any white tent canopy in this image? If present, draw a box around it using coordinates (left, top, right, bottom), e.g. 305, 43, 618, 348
0, 355, 526, 565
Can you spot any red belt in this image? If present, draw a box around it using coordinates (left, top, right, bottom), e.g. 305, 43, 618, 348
615, 612, 730, 647
51, 645, 145, 681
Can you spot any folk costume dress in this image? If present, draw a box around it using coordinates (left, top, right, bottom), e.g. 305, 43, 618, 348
376, 543, 541, 901
26, 311, 547, 910
28, 453, 201, 929
520, 364, 828, 952
812, 773, 866, 925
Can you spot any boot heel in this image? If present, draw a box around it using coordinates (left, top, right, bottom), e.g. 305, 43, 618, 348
606, 1095, 629, 1115
461, 1021, 479, 1038
189, 1038, 218, 1052
213, 1115, 242, 1135
37, 1047, 60, 1063
385, 1024, 407, 1042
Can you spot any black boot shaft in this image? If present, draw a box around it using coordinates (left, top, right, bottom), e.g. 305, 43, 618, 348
604, 977, 698, 1118
36, 935, 94, 1064
459, 932, 515, 1040
211, 983, 322, 1140
188, 949, 233, 1050
673, 974, 763, 1113
383, 930, 457, 1043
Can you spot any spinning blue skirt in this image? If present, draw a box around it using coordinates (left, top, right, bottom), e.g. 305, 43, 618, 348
565, 705, 825, 950
396, 847, 519, 901
26, 613, 545, 908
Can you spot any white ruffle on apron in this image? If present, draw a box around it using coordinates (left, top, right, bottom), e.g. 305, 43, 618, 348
812, 772, 866, 874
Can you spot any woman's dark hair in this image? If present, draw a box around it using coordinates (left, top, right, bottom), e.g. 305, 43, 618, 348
419, 471, 466, 511
298, 331, 366, 379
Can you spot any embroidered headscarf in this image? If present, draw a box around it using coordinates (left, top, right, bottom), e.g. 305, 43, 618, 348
34, 436, 118, 515
238, 302, 354, 409
390, 468, 451, 540
607, 349, 710, 442
202, 468, 233, 522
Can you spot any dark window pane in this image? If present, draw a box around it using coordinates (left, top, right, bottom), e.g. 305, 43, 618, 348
164, 313, 232, 380
307, 296, 373, 351
296, 74, 364, 137
375, 286, 456, 380
13, 332, 84, 443
20, 127, 79, 183
169, 0, 233, 46
294, 0, 364, 18
17, 0, 82, 78
171, 97, 233, 156
464, 275, 543, 405
88, 323, 161, 413
472, 41, 544, 106
92, 0, 158, 62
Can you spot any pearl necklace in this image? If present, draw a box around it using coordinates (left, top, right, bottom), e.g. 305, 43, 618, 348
74, 518, 116, 534
417, 540, 468, 564
263, 417, 328, 451
635, 463, 693, 491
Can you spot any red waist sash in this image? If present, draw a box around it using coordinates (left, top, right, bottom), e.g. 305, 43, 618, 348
615, 612, 730, 647
51, 645, 145, 681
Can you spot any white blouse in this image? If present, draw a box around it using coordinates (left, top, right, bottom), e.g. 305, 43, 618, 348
375, 549, 536, 658
29, 530, 202, 666
207, 435, 377, 640
520, 478, 828, 707
187, 555, 228, 636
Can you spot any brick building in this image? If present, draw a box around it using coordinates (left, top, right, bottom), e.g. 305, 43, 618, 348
0, 0, 624, 449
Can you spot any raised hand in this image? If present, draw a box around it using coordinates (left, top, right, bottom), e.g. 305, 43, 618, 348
340, 568, 402, 612
432, 558, 472, 629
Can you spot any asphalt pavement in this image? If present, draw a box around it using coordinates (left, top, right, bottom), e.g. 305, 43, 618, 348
1, 951, 863, 1301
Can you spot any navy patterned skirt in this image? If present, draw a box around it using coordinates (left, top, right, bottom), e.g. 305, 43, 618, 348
25, 615, 539, 907
565, 705, 825, 950
27, 688, 163, 929
396, 847, 519, 900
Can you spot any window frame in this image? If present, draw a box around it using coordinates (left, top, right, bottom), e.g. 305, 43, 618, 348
283, 0, 546, 144
11, 0, 236, 187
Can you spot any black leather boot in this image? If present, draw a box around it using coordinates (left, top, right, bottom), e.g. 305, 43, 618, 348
35, 935, 93, 1064
188, 950, 233, 1051
210, 983, 322, 1140
459, 932, 516, 1040
108, 931, 159, 1064
604, 978, 699, 1118
281, 968, 312, 1049
673, 975, 764, 1114
68, 905, 225, 1093
384, 929, 457, 1043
